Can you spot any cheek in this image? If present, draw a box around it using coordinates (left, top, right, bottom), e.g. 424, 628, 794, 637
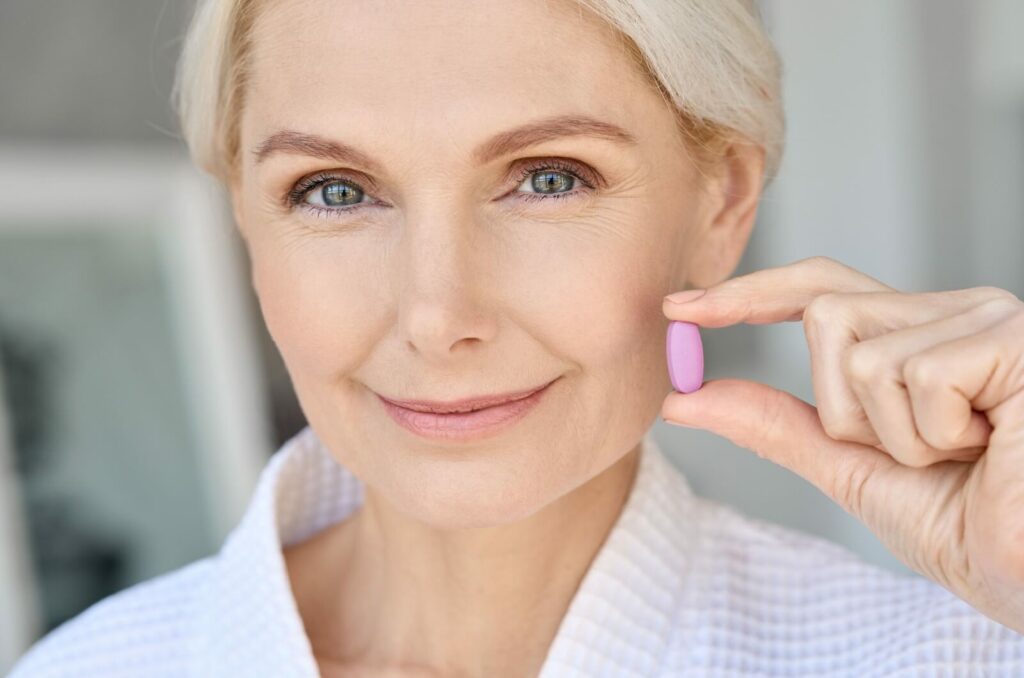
246, 204, 675, 386
249, 236, 383, 379
515, 220, 673, 370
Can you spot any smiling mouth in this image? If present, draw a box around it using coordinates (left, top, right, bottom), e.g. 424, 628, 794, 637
376, 378, 558, 414
376, 377, 558, 442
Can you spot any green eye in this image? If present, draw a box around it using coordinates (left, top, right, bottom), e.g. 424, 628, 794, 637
524, 171, 576, 194
318, 181, 364, 206
288, 158, 595, 219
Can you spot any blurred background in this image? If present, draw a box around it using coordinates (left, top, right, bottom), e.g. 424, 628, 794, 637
1, 0, 1022, 671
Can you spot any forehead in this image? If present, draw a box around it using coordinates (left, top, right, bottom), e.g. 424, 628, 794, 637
243, 0, 660, 144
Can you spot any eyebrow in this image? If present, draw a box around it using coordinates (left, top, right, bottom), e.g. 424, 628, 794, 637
252, 114, 638, 170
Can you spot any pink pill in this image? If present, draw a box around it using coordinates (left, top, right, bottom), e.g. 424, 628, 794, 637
666, 321, 704, 393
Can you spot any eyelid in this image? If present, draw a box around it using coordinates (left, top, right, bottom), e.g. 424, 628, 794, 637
508, 156, 602, 190
285, 156, 602, 215
284, 168, 382, 209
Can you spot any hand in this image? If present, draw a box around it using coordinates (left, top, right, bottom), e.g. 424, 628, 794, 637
661, 256, 1024, 633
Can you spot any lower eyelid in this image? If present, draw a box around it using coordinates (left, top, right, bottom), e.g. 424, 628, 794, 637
303, 202, 375, 218
515, 189, 585, 203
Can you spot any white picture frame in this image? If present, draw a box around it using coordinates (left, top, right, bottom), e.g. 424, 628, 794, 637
0, 359, 42, 674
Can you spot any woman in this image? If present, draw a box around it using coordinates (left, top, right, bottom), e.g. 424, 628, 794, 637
11, 0, 1024, 676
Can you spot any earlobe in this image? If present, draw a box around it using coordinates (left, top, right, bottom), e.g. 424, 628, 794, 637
686, 142, 765, 288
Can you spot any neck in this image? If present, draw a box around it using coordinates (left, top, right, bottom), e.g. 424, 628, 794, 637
285, 440, 643, 678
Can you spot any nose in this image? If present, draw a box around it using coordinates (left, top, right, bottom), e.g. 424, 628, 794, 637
395, 207, 499, 362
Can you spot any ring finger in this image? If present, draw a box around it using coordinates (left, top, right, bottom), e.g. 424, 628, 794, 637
841, 299, 1012, 466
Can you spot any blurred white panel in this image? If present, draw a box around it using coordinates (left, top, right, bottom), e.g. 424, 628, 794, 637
0, 145, 274, 655
0, 362, 42, 675
161, 162, 278, 538
976, 0, 1024, 102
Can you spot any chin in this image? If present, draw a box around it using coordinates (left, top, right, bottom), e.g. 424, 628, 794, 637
388, 465, 562, 530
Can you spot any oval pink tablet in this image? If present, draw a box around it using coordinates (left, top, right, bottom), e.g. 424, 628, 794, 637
666, 321, 704, 393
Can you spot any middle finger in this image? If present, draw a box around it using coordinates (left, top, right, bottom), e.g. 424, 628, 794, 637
839, 300, 1012, 465
804, 287, 1007, 448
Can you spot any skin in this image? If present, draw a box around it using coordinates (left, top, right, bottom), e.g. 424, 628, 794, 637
227, 0, 761, 676
662, 259, 1024, 635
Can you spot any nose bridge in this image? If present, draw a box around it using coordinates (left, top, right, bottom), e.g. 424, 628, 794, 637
395, 198, 495, 354
401, 196, 476, 292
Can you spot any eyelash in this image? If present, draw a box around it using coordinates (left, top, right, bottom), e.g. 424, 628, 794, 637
284, 159, 598, 220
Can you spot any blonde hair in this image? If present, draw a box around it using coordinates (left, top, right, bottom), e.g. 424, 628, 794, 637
173, 0, 784, 187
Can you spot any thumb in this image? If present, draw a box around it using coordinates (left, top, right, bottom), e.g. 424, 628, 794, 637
662, 378, 894, 516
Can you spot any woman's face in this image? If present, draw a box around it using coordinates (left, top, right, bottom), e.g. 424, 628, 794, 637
231, 0, 741, 528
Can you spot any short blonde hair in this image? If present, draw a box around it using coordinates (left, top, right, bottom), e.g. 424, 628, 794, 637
173, 0, 784, 187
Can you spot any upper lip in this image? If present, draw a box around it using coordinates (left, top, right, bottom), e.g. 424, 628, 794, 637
377, 377, 556, 414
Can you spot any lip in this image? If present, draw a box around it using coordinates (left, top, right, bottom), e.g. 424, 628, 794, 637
375, 377, 558, 441
377, 378, 557, 413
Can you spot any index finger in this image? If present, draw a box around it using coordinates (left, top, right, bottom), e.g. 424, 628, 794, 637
662, 255, 895, 327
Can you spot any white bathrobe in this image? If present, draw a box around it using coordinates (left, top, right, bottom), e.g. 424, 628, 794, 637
10, 426, 1024, 676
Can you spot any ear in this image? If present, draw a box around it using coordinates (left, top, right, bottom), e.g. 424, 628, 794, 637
686, 142, 766, 289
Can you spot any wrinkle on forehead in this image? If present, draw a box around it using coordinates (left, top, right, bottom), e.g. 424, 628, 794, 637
242, 0, 658, 125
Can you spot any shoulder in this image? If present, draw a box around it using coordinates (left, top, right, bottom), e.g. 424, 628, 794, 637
683, 496, 1024, 674
8, 556, 215, 678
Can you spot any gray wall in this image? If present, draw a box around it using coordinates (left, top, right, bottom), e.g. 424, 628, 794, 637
0, 0, 193, 144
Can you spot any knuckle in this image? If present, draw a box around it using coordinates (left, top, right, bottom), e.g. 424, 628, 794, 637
819, 403, 863, 441
976, 295, 1022, 318
750, 387, 787, 459
972, 285, 1021, 304
832, 454, 874, 517
803, 292, 843, 330
946, 286, 1020, 314
842, 343, 884, 383
902, 355, 943, 391
818, 412, 845, 440
735, 294, 755, 322
805, 254, 840, 270
793, 255, 843, 285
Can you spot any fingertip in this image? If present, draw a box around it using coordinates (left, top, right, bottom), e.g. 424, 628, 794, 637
662, 297, 696, 320
664, 288, 708, 305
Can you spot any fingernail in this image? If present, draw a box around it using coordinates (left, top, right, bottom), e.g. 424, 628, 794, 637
664, 288, 707, 304
666, 420, 697, 428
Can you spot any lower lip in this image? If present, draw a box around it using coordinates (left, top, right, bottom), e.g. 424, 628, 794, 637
376, 379, 556, 442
